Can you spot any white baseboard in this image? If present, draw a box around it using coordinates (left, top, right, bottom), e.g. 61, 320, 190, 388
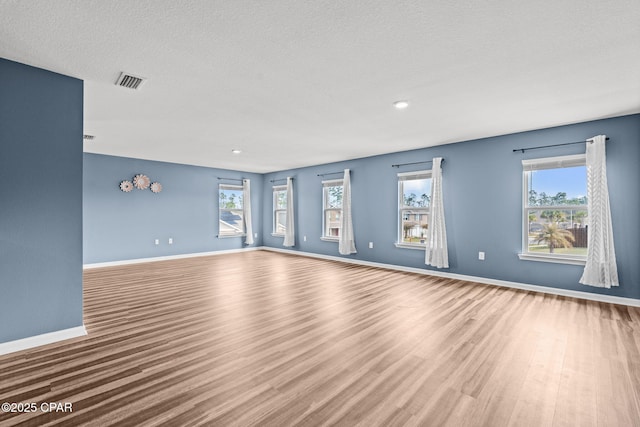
0, 325, 87, 356
261, 247, 640, 307
83, 247, 260, 269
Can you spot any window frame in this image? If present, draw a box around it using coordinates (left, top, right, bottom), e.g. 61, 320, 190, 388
218, 183, 245, 238
272, 185, 287, 237
321, 179, 343, 242
519, 154, 587, 265
395, 170, 432, 250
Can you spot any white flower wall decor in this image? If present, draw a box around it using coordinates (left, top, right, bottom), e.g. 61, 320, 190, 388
119, 180, 133, 192
133, 174, 151, 190
119, 174, 162, 194
150, 182, 163, 193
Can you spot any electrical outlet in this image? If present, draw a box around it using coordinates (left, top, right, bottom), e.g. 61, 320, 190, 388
369, 242, 373, 249
254, 233, 258, 238
478, 251, 485, 260
168, 238, 173, 244
154, 239, 159, 245
303, 236, 307, 241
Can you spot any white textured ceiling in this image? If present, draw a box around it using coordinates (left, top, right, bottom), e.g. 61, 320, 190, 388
1, 1, 639, 173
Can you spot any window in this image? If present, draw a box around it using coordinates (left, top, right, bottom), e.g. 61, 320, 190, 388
397, 171, 432, 248
520, 154, 588, 264
218, 184, 244, 237
272, 185, 287, 236
322, 179, 343, 240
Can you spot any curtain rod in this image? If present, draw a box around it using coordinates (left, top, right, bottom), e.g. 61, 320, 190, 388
217, 177, 243, 182
392, 159, 445, 168
269, 177, 293, 183
513, 137, 610, 153
317, 171, 346, 177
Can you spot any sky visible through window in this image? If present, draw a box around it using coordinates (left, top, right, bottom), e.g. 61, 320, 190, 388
530, 166, 586, 200
402, 179, 431, 198
220, 189, 243, 209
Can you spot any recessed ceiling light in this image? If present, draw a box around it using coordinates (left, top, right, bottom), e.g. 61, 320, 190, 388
393, 100, 409, 110
231, 149, 242, 154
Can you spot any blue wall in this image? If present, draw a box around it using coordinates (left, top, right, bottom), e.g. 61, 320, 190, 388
262, 114, 640, 300
83, 154, 263, 264
0, 58, 84, 343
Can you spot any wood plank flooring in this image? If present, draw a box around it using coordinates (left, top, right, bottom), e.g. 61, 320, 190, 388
1, 250, 639, 426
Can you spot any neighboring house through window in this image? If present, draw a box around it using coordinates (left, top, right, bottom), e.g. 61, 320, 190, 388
397, 170, 431, 249
520, 154, 588, 264
272, 185, 287, 236
218, 184, 245, 237
322, 179, 343, 240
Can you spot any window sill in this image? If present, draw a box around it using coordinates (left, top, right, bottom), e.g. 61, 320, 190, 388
217, 234, 246, 239
271, 233, 284, 237
517, 253, 586, 265
394, 243, 426, 251
320, 237, 339, 242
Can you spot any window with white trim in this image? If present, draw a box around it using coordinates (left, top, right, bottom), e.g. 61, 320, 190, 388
218, 184, 245, 237
272, 185, 287, 236
322, 179, 343, 240
397, 171, 431, 248
521, 154, 588, 263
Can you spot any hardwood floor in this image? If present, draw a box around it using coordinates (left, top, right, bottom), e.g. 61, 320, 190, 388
1, 251, 639, 426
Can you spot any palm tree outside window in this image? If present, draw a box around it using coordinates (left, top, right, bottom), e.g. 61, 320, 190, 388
521, 154, 588, 263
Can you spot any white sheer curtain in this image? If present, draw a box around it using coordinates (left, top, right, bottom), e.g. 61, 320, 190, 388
283, 177, 295, 247
579, 135, 618, 288
425, 157, 448, 268
243, 179, 254, 245
339, 169, 357, 255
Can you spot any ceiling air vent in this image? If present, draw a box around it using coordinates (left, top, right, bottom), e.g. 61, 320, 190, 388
83, 134, 95, 141
115, 72, 147, 90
